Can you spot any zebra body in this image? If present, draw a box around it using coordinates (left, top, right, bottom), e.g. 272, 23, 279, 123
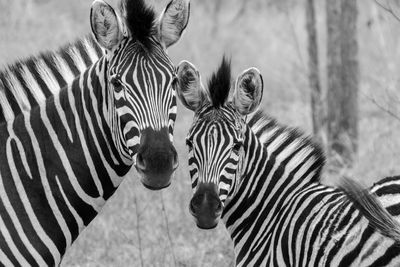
0, 0, 190, 265
176, 58, 400, 266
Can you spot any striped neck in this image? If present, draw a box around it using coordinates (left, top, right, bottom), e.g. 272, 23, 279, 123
222, 111, 326, 245
60, 55, 133, 183
0, 55, 133, 265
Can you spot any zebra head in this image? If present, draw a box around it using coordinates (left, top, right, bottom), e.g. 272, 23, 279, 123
175, 58, 263, 229
90, 0, 190, 190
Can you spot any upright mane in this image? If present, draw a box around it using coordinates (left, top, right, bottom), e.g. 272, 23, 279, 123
0, 34, 101, 101
248, 110, 326, 183
121, 0, 156, 50
208, 56, 231, 108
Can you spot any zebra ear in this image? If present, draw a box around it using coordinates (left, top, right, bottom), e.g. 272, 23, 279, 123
175, 60, 206, 111
90, 0, 123, 50
233, 68, 263, 116
158, 0, 190, 48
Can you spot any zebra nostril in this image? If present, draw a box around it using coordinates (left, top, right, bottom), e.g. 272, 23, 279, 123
136, 153, 146, 170
216, 201, 222, 213
172, 151, 179, 170
189, 198, 198, 214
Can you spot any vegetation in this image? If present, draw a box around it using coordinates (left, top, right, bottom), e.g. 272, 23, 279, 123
1, 0, 400, 265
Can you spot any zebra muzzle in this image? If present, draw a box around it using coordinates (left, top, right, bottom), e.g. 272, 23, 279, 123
189, 182, 223, 229
135, 127, 178, 190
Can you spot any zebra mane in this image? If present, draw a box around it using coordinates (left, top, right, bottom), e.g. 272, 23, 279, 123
208, 56, 232, 108
0, 35, 102, 123
247, 110, 326, 183
0, 35, 101, 91
121, 0, 156, 50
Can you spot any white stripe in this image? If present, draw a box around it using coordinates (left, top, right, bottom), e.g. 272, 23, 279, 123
35, 59, 62, 95
55, 175, 85, 233
20, 65, 46, 104
82, 38, 100, 65
53, 87, 73, 142
4, 69, 31, 112
51, 55, 75, 87
68, 47, 87, 73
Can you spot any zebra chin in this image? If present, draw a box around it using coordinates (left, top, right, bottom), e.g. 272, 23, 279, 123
134, 127, 178, 190
189, 182, 223, 229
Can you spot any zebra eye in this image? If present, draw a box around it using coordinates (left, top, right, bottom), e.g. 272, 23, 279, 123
186, 138, 193, 149
110, 76, 122, 88
171, 76, 178, 87
232, 142, 242, 153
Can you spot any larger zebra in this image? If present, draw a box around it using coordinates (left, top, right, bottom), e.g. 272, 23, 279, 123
0, 0, 190, 265
175, 58, 400, 266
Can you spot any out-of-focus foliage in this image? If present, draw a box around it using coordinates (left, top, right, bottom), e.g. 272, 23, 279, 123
1, 0, 400, 265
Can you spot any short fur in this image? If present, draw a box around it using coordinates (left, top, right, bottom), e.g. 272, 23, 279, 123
208, 56, 231, 108
122, 0, 156, 50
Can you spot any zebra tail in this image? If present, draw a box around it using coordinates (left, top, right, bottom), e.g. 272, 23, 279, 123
339, 176, 400, 244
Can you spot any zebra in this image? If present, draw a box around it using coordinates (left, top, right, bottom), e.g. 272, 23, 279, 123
0, 0, 190, 265
0, 35, 102, 123
174, 57, 400, 266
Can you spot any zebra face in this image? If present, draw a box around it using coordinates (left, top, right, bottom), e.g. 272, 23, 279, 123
186, 106, 246, 228
175, 58, 263, 228
91, 0, 190, 189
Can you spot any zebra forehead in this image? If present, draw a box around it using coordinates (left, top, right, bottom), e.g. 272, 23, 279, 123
113, 42, 174, 74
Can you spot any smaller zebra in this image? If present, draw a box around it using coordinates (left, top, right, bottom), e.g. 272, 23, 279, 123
175, 57, 400, 266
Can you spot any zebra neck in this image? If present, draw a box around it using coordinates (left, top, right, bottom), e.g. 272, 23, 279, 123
0, 55, 132, 265
57, 56, 132, 186
223, 114, 325, 242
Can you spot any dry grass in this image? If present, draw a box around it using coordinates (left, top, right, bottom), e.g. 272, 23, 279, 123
1, 0, 400, 265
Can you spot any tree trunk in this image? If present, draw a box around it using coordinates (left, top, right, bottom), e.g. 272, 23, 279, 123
306, 0, 324, 145
326, 0, 359, 169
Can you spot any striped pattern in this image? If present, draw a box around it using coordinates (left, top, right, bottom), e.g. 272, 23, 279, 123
0, 35, 177, 266
187, 108, 400, 266
0, 35, 103, 123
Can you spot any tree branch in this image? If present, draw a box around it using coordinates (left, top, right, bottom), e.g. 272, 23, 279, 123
282, 3, 307, 74
375, 0, 400, 22
363, 91, 400, 122
232, 0, 248, 22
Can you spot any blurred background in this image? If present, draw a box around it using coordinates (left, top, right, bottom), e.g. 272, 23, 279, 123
1, 0, 400, 266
